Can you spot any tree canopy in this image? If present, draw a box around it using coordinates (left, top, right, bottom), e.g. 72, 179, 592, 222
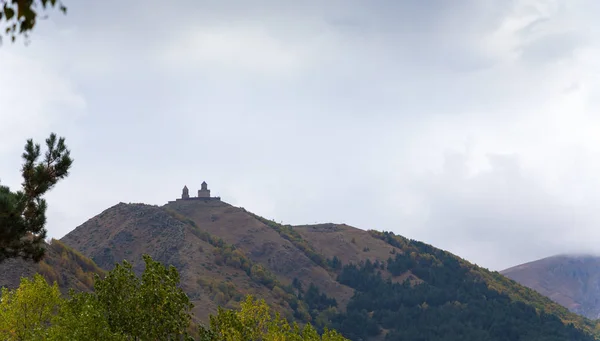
0, 133, 73, 263
0, 254, 350, 340
199, 295, 348, 341
94, 254, 194, 339
0, 273, 62, 340
0, 254, 194, 340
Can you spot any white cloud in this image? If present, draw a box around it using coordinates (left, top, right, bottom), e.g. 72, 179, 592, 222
4, 0, 600, 272
159, 24, 325, 77
0, 48, 86, 155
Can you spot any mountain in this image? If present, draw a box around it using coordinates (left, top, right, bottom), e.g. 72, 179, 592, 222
502, 254, 600, 319
60, 200, 356, 322
57, 197, 599, 340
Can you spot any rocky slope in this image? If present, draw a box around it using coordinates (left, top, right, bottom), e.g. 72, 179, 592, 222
502, 254, 600, 319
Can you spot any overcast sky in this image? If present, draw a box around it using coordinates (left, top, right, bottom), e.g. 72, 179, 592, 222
2, 0, 600, 271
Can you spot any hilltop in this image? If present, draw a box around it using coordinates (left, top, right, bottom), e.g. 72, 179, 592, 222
61, 199, 354, 322
55, 187, 600, 340
502, 255, 600, 319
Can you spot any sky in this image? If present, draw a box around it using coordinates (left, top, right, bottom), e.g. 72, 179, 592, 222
1, 0, 600, 271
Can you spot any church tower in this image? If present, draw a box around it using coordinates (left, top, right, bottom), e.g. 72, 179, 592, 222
182, 185, 190, 199
198, 181, 211, 198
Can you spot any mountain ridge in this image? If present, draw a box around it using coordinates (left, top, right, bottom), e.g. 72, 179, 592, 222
24, 197, 598, 340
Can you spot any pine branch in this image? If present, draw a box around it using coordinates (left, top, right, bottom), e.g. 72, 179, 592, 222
0, 133, 73, 263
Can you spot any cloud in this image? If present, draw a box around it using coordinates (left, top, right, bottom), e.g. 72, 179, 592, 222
3, 0, 600, 272
0, 47, 86, 154
403, 151, 592, 270
159, 25, 314, 76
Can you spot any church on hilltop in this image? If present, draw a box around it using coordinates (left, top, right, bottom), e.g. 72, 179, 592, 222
171, 181, 221, 202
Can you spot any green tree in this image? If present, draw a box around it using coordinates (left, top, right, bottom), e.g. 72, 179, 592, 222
48, 291, 124, 341
0, 0, 67, 43
94, 254, 194, 340
0, 133, 73, 263
0, 273, 62, 340
199, 295, 349, 341
0, 273, 113, 341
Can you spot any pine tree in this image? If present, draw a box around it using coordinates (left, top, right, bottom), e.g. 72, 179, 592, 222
0, 133, 73, 263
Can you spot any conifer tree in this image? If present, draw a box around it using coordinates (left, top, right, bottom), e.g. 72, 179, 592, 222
0, 133, 73, 263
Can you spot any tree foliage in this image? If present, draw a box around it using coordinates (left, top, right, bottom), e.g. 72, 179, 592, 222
199, 295, 348, 341
0, 274, 62, 340
0, 255, 348, 340
94, 254, 194, 340
0, 255, 193, 340
0, 0, 67, 43
48, 291, 123, 341
0, 133, 73, 263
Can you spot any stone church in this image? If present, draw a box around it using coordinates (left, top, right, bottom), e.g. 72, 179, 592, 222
173, 182, 220, 202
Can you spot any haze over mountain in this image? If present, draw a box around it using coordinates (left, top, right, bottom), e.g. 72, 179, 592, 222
3, 1, 600, 273
502, 254, 600, 320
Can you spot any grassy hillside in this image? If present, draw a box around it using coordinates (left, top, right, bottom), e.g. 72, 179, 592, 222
0, 238, 104, 293
57, 199, 600, 340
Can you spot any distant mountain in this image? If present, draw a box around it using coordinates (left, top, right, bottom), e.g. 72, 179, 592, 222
502, 254, 600, 319
52, 197, 599, 340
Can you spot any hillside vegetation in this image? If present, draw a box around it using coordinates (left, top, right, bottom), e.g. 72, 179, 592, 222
56, 199, 600, 340
0, 238, 104, 293
324, 231, 597, 340
0, 253, 347, 340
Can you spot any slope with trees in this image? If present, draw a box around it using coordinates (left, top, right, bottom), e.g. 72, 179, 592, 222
56, 199, 600, 340
0, 254, 192, 340
0, 253, 347, 341
332, 243, 595, 340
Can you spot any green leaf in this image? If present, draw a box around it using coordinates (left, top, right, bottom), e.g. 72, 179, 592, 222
4, 7, 14, 20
